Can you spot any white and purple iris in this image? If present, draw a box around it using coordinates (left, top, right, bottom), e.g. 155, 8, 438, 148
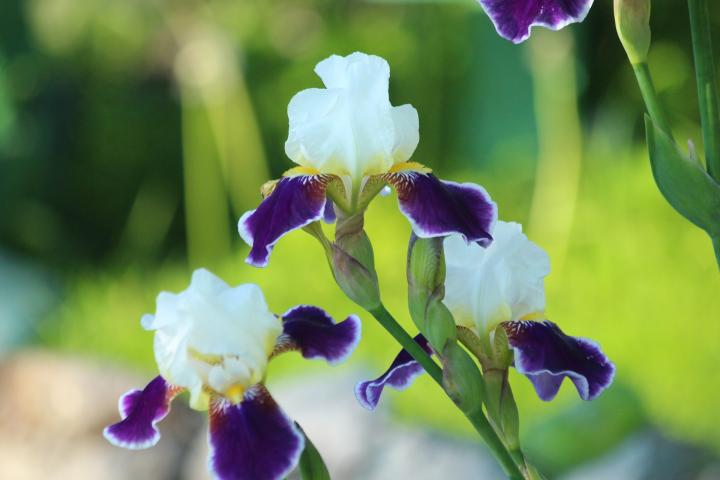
478, 0, 594, 43
238, 52, 497, 268
103, 269, 360, 480
357, 221, 614, 409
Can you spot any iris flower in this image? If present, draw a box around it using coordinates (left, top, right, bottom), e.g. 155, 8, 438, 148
478, 0, 594, 43
239, 52, 497, 268
104, 269, 360, 480
357, 221, 614, 409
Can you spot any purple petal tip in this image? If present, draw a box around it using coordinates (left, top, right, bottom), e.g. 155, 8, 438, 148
504, 320, 615, 402
478, 0, 594, 43
355, 334, 433, 411
103, 376, 178, 450
239, 175, 329, 268
281, 306, 362, 364
387, 171, 497, 245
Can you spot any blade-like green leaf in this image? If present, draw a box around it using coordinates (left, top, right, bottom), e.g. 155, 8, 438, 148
645, 115, 720, 238
298, 426, 331, 480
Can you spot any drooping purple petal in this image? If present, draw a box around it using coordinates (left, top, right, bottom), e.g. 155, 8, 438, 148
279, 305, 361, 364
103, 376, 181, 450
239, 175, 330, 268
386, 171, 497, 247
355, 334, 433, 410
478, 0, 594, 44
208, 387, 304, 480
503, 320, 615, 401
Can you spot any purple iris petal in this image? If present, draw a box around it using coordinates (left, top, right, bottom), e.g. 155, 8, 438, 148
387, 171, 497, 247
323, 198, 336, 223
280, 305, 361, 364
503, 320, 615, 401
479, 0, 594, 44
239, 175, 329, 268
103, 376, 180, 450
355, 334, 433, 410
208, 388, 304, 480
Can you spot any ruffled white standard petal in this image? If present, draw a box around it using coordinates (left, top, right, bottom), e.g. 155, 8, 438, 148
144, 269, 282, 410
284, 52, 419, 179
444, 221, 550, 332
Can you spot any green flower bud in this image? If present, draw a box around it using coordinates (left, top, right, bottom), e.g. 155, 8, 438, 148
407, 235, 457, 351
441, 342, 485, 414
614, 0, 651, 64
330, 212, 381, 310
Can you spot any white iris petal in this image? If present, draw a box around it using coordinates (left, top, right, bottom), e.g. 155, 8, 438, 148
285, 52, 419, 179
444, 221, 550, 333
143, 269, 282, 409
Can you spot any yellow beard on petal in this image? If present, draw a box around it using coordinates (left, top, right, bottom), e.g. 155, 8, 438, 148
387, 161, 432, 174
284, 166, 322, 177
518, 312, 545, 322
224, 384, 246, 404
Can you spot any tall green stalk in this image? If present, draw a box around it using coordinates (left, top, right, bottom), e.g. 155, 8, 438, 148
631, 63, 673, 136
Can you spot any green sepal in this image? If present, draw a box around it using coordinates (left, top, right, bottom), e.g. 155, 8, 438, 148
645, 115, 720, 238
325, 176, 352, 214
441, 342, 485, 414
483, 369, 520, 451
298, 426, 331, 480
330, 212, 381, 310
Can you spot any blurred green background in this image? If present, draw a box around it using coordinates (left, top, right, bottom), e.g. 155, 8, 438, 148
1, 0, 719, 477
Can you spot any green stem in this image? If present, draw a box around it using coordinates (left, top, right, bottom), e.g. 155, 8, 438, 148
688, 0, 720, 179
368, 305, 524, 480
464, 409, 525, 480
632, 63, 673, 136
368, 305, 443, 385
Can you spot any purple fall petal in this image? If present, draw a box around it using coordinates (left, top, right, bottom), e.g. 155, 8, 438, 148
239, 175, 330, 268
279, 305, 361, 364
355, 334, 433, 410
208, 387, 304, 480
478, 0, 594, 43
503, 320, 615, 401
323, 198, 336, 223
103, 376, 180, 450
386, 171, 497, 246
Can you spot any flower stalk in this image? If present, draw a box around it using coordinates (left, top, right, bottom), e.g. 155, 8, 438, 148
631, 63, 673, 136
367, 305, 524, 479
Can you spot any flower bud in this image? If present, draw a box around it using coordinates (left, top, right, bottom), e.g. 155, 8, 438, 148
614, 0, 651, 64
442, 342, 485, 414
330, 212, 381, 310
407, 235, 457, 351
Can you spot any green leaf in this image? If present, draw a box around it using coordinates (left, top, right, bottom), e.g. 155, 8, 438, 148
298, 427, 331, 480
645, 115, 720, 238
